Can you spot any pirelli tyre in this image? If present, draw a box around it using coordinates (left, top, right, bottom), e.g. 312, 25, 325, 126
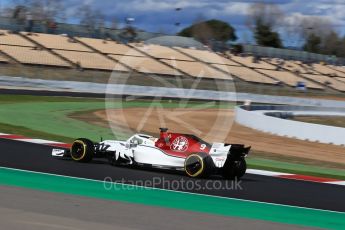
222, 158, 247, 179
184, 152, 214, 178
70, 138, 94, 163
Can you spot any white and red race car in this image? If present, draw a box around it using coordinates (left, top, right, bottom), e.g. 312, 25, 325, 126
52, 128, 250, 179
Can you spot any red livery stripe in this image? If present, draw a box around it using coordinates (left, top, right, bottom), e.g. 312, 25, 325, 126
49, 143, 71, 149
0, 134, 27, 139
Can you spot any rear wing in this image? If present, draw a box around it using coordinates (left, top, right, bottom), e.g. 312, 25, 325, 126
229, 144, 251, 159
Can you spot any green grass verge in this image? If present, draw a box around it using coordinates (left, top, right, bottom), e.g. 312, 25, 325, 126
0, 123, 76, 143
0, 95, 233, 142
248, 157, 345, 180
0, 94, 103, 103
0, 100, 118, 140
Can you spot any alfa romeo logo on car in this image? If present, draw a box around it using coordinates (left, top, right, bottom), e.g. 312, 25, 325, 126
171, 136, 189, 152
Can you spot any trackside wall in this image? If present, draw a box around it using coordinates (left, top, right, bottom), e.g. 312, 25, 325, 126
235, 105, 345, 146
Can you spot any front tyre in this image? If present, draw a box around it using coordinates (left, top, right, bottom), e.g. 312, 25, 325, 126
184, 152, 214, 178
70, 138, 94, 163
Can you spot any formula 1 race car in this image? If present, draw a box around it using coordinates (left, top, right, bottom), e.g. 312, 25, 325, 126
52, 128, 251, 179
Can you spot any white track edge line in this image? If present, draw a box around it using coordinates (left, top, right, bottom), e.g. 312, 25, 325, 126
246, 169, 293, 176
326, 181, 345, 186
18, 139, 63, 144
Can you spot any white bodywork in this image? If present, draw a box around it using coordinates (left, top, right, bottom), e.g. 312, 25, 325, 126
52, 134, 233, 169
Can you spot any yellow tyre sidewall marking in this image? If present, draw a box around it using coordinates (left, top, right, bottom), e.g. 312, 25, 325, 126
184, 154, 204, 177
71, 140, 87, 161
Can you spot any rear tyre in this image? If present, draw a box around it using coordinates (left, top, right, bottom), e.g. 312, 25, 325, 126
184, 152, 214, 178
235, 158, 247, 178
70, 138, 94, 163
222, 158, 247, 180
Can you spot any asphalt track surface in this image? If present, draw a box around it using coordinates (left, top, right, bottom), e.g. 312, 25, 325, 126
0, 138, 344, 212
1, 186, 314, 230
